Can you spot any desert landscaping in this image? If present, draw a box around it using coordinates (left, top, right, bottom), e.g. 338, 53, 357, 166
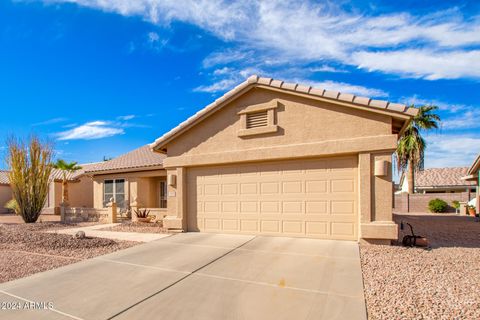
361, 213, 480, 320
0, 217, 138, 283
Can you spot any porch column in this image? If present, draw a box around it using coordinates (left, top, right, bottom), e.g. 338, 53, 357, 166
163, 167, 186, 230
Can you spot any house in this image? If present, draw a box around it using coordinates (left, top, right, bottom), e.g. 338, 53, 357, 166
398, 167, 476, 194
82, 145, 167, 219
0, 165, 95, 215
145, 75, 417, 243
0, 171, 12, 213
43, 165, 96, 214
462, 153, 480, 214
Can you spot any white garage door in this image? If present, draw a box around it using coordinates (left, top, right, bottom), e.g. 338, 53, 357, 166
187, 156, 358, 240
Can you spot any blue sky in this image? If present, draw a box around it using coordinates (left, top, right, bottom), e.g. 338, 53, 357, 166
0, 0, 479, 172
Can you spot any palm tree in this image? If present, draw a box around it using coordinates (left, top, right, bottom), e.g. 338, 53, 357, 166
53, 159, 82, 205
396, 105, 441, 194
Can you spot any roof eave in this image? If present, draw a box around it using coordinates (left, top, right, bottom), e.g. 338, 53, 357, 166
85, 165, 164, 176
150, 75, 418, 152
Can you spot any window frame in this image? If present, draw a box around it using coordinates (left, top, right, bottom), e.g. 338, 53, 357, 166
159, 180, 168, 209
103, 178, 126, 208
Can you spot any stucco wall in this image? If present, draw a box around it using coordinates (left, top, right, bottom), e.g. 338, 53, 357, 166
394, 192, 471, 213
161, 88, 403, 241
92, 170, 166, 209
167, 88, 392, 158
68, 176, 94, 207
0, 185, 12, 213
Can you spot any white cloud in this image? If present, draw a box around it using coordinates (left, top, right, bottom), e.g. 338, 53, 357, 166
116, 114, 136, 121
56, 121, 124, 140
424, 134, 480, 168
193, 79, 237, 93
308, 80, 388, 98
45, 1, 480, 80
147, 31, 159, 43
400, 96, 480, 130
352, 50, 480, 80
32, 117, 67, 126
309, 65, 348, 73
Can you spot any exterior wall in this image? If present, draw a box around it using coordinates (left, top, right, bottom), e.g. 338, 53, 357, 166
394, 192, 471, 213
92, 170, 166, 209
68, 176, 94, 207
167, 88, 392, 159
46, 181, 62, 208
0, 184, 12, 214
64, 207, 110, 223
161, 88, 402, 241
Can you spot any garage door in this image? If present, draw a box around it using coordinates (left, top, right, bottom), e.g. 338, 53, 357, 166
187, 156, 358, 240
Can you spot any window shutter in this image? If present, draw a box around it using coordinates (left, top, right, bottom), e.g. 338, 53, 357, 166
246, 111, 268, 129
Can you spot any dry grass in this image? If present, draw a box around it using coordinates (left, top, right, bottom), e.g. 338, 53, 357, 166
361, 213, 480, 320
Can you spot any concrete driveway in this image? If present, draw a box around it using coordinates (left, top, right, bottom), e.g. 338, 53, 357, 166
0, 233, 366, 320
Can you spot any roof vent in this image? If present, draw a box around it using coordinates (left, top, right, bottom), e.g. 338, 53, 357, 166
246, 111, 268, 129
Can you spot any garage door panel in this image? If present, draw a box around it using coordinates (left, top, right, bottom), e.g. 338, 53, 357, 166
187, 157, 358, 240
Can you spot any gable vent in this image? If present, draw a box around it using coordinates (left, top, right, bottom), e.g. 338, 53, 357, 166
246, 111, 268, 129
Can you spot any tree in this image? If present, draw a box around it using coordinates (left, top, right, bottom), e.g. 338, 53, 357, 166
396, 105, 441, 194
6, 136, 53, 223
52, 159, 82, 205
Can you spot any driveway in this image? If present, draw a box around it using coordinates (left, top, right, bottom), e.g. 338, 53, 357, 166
0, 233, 366, 320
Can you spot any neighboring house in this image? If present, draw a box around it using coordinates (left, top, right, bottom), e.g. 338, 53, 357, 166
146, 75, 418, 243
462, 153, 480, 213
82, 145, 167, 219
398, 167, 476, 194
43, 165, 97, 214
0, 165, 95, 215
0, 171, 12, 213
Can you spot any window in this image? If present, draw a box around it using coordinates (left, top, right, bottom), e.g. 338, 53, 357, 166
246, 110, 268, 129
159, 180, 167, 208
103, 179, 125, 208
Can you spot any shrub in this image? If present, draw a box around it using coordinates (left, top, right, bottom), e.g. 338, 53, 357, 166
6, 136, 53, 223
452, 200, 460, 210
134, 208, 151, 218
428, 198, 448, 213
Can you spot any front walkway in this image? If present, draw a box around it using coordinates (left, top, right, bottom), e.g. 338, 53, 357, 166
0, 233, 367, 320
47, 223, 169, 242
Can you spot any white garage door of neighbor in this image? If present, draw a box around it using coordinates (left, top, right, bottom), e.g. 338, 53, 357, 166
187, 156, 359, 240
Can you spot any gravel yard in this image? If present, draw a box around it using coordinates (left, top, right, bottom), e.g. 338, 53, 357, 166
361, 213, 480, 320
100, 221, 167, 234
0, 222, 138, 283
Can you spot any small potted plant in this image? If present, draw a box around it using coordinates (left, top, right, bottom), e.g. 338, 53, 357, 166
467, 205, 476, 217
452, 200, 460, 214
134, 208, 152, 223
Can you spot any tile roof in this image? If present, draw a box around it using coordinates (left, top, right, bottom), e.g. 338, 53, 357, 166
415, 167, 475, 188
0, 162, 101, 184
0, 170, 9, 185
467, 153, 480, 175
83, 145, 166, 174
150, 75, 418, 150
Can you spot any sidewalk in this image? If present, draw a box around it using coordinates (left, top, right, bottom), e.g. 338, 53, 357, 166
46, 223, 171, 242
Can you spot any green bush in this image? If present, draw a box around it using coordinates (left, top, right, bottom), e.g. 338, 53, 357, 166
428, 198, 448, 213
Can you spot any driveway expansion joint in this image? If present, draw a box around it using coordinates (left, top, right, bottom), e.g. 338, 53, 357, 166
0, 289, 84, 320
107, 235, 258, 320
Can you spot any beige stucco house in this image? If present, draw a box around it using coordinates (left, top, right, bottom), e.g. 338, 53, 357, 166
0, 171, 12, 213
463, 153, 480, 214
0, 167, 94, 215
398, 167, 476, 194
147, 75, 418, 243
83, 145, 168, 220
43, 166, 95, 214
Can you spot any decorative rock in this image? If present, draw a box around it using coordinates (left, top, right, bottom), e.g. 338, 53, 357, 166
74, 231, 86, 239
